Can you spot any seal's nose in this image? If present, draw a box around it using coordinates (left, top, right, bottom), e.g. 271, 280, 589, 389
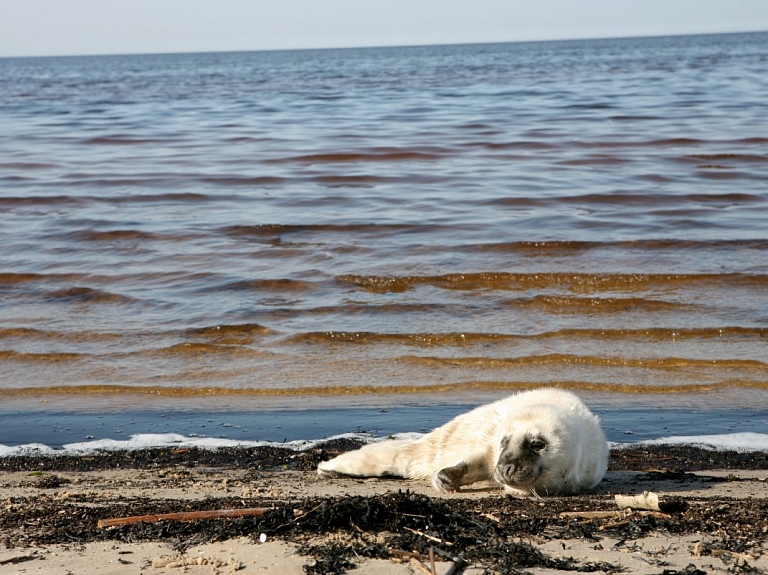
494, 462, 517, 483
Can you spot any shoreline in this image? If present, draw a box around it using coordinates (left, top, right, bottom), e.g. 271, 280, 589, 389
2, 402, 768, 451
2, 444, 768, 574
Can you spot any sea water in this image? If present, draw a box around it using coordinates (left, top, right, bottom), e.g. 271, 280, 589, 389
1, 33, 767, 452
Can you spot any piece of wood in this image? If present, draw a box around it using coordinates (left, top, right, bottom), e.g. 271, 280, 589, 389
388, 548, 429, 561
409, 557, 434, 575
97, 507, 269, 529
641, 510, 672, 519
599, 520, 630, 530
562, 509, 671, 521
560, 510, 626, 519
615, 491, 661, 511
403, 526, 454, 546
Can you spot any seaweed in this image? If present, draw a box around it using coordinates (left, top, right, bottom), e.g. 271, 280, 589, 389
2, 444, 768, 573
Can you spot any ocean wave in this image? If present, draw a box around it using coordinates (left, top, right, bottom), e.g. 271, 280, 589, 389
399, 354, 768, 370
337, 272, 768, 293
265, 148, 450, 164
288, 326, 766, 346
2, 380, 767, 398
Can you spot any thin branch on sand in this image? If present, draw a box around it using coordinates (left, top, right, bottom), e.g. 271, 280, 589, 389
97, 507, 269, 529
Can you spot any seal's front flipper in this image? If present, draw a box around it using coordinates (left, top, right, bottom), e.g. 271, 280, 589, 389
432, 462, 470, 492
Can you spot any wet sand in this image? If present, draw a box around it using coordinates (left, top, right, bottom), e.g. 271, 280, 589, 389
2, 444, 768, 574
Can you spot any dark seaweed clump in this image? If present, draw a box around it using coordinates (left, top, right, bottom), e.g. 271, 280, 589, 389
1, 442, 766, 474
3, 488, 768, 573
0, 438, 365, 473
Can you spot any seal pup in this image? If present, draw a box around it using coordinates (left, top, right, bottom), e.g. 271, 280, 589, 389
317, 388, 608, 496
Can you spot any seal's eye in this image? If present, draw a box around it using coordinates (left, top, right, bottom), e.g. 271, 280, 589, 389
529, 439, 546, 452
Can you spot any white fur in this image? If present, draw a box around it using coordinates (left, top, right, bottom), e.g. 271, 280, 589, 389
317, 388, 608, 496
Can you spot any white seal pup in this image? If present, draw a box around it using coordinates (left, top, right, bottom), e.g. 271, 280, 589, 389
318, 388, 608, 496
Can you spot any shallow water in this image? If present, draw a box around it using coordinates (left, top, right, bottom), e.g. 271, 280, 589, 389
1, 33, 767, 447
2, 405, 768, 451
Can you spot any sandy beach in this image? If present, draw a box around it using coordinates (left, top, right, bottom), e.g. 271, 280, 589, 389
1, 444, 768, 574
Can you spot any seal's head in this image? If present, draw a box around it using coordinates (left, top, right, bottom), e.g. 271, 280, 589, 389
493, 433, 548, 489
491, 402, 578, 495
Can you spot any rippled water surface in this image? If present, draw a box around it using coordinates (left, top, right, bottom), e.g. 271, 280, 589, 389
1, 33, 767, 443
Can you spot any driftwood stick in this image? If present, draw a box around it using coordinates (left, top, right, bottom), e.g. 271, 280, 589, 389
388, 548, 429, 561
403, 526, 454, 546
429, 546, 437, 574
409, 557, 434, 575
641, 510, 672, 519
97, 507, 269, 529
599, 520, 630, 531
560, 510, 626, 519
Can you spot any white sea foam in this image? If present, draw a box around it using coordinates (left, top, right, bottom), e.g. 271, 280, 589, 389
2, 431, 768, 457
0, 432, 423, 457
634, 432, 768, 452
0, 443, 57, 457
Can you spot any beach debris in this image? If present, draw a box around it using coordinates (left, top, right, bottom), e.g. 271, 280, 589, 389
692, 542, 755, 565
560, 509, 671, 522
388, 548, 430, 562
0, 552, 39, 565
152, 555, 244, 571
429, 546, 437, 574
410, 556, 434, 575
711, 548, 755, 566
433, 546, 468, 575
615, 490, 663, 511
395, 546, 467, 575
615, 490, 686, 513
24, 473, 71, 489
403, 526, 454, 546
5, 448, 766, 575
560, 491, 678, 526
560, 510, 627, 519
97, 507, 269, 528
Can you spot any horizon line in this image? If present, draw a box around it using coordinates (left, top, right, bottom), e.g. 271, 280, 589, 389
2, 28, 766, 61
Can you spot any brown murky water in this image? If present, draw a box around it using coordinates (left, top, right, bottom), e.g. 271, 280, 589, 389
1, 34, 767, 442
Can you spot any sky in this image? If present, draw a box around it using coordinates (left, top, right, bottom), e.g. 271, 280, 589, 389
1, 0, 768, 58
